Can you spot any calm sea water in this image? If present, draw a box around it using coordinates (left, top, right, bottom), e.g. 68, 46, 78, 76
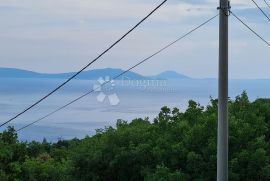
1, 78, 270, 142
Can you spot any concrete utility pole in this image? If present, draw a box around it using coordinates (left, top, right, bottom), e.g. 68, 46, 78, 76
218, 0, 230, 181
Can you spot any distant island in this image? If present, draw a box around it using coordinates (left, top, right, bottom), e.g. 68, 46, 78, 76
0, 67, 191, 80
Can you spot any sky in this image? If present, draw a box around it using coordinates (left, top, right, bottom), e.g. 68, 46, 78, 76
0, 0, 269, 79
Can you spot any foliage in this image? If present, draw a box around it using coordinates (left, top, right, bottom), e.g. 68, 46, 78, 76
1, 92, 270, 180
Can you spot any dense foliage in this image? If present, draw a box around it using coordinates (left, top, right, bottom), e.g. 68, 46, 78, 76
1, 92, 270, 180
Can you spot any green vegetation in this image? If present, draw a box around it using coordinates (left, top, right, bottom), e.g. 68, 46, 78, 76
1, 92, 270, 180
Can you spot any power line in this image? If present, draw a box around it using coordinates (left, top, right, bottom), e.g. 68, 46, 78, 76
231, 11, 270, 44
250, 0, 270, 21
0, 0, 167, 129
230, 11, 270, 47
17, 14, 219, 132
264, 0, 270, 9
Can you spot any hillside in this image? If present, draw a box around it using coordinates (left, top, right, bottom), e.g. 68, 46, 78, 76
0, 93, 269, 180
151, 70, 190, 80
0, 67, 190, 80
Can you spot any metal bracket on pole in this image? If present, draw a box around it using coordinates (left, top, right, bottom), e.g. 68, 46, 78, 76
217, 1, 231, 16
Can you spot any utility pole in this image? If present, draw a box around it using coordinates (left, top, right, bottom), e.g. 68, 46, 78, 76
218, 0, 230, 180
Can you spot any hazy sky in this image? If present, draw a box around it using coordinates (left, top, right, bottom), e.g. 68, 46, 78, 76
0, 0, 269, 79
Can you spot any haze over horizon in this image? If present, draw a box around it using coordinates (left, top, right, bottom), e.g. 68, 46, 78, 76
0, 0, 269, 78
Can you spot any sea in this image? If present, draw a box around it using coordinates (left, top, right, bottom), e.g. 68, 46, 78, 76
0, 78, 270, 142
